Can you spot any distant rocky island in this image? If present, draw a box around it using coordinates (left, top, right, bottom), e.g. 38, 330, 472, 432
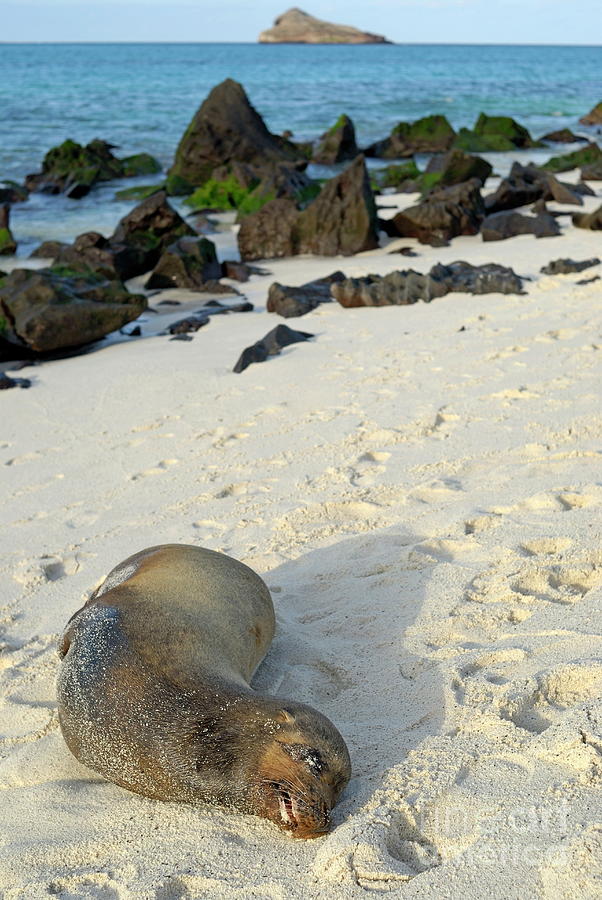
258, 8, 392, 45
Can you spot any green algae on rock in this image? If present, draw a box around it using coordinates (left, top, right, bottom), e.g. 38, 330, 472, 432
25, 139, 162, 199
0, 266, 146, 353
366, 116, 456, 158
169, 79, 303, 187
454, 113, 539, 152
238, 155, 378, 260
542, 142, 602, 174
312, 115, 359, 165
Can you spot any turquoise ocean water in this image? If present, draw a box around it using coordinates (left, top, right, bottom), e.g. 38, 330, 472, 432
1, 42, 601, 252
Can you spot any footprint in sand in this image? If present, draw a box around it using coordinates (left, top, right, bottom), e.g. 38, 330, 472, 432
557, 491, 598, 510
215, 482, 270, 499
129, 459, 179, 480
4, 450, 43, 466
350, 450, 391, 487
12, 553, 84, 587
33, 874, 125, 899
520, 537, 574, 556
464, 514, 502, 535
497, 661, 602, 735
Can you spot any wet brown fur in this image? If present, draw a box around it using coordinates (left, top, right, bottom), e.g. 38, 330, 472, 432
57, 544, 351, 837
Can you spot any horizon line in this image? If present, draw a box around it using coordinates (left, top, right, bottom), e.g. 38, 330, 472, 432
1, 40, 601, 48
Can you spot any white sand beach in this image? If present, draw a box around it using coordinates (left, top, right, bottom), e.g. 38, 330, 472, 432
1, 176, 602, 898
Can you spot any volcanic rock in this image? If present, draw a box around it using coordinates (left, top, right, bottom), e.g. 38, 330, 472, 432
237, 198, 299, 262
572, 205, 602, 231
541, 129, 588, 143
0, 373, 31, 390
258, 8, 391, 44
267, 271, 345, 317
484, 163, 585, 213
454, 114, 538, 152
331, 261, 523, 307
292, 155, 378, 255
0, 205, 17, 255
108, 191, 195, 279
373, 160, 421, 192
168, 314, 210, 335
366, 116, 455, 159
313, 115, 359, 165
332, 270, 447, 307
145, 237, 222, 290
55, 232, 121, 280
579, 102, 602, 126
481, 209, 561, 241
169, 79, 302, 186
422, 149, 492, 193
0, 181, 29, 204
29, 240, 69, 259
542, 142, 602, 174
581, 160, 602, 181
540, 257, 600, 275
233, 323, 313, 373
238, 156, 378, 260
430, 260, 524, 294
24, 139, 160, 199
389, 179, 485, 244
0, 267, 146, 353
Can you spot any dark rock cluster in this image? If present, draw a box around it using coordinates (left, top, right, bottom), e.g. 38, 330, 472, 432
25, 138, 161, 199
3, 78, 601, 376
238, 155, 379, 260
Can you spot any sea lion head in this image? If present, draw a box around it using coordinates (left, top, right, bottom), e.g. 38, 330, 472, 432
251, 701, 351, 839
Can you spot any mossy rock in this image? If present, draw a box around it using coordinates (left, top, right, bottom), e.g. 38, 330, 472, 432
43, 139, 123, 181
313, 114, 358, 165
115, 183, 166, 201
185, 174, 260, 212
473, 113, 537, 147
49, 263, 104, 282
291, 140, 314, 160
455, 114, 538, 152
0, 266, 146, 353
27, 139, 162, 198
367, 115, 455, 158
295, 181, 323, 206
454, 127, 515, 152
374, 160, 421, 190
420, 149, 492, 196
0, 180, 29, 203
237, 185, 276, 218
542, 142, 602, 174
145, 236, 222, 290
579, 101, 602, 126
397, 115, 455, 147
0, 227, 17, 255
165, 173, 194, 196
169, 79, 302, 187
108, 191, 196, 280
120, 153, 162, 177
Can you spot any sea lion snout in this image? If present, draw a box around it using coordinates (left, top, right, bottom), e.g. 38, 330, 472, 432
254, 704, 351, 838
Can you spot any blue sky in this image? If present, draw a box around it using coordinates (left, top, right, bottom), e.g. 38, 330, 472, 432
0, 0, 600, 44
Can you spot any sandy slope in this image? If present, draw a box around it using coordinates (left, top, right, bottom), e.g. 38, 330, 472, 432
1, 178, 602, 899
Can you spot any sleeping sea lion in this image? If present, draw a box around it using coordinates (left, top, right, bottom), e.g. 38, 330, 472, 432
57, 544, 351, 838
